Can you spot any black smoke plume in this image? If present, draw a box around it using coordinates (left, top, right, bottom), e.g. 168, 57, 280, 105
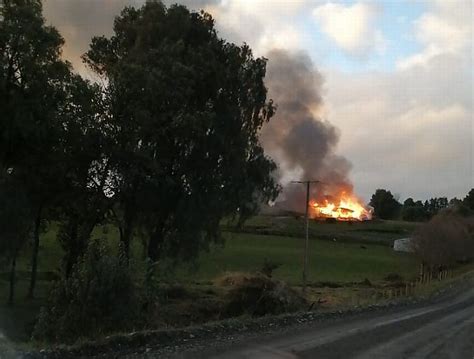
261, 50, 353, 213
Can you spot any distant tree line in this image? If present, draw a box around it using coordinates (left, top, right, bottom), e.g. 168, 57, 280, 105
370, 188, 474, 221
370, 188, 474, 275
0, 0, 279, 337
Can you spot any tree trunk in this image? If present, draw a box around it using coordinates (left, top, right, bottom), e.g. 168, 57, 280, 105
147, 230, 162, 263
27, 205, 42, 299
8, 249, 18, 305
64, 217, 99, 277
120, 206, 135, 261
147, 226, 164, 263
146, 224, 166, 283
64, 219, 79, 278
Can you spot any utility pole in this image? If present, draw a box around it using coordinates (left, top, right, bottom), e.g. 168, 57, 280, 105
291, 180, 320, 292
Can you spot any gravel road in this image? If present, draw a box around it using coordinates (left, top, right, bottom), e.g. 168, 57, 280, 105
185, 285, 474, 359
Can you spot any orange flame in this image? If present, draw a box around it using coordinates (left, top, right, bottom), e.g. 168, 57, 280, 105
310, 193, 372, 221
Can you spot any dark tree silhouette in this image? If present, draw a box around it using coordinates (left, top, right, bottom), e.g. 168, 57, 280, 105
83, 1, 280, 265
369, 189, 401, 219
464, 189, 474, 210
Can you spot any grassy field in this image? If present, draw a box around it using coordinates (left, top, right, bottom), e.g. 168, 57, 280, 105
177, 232, 418, 284
223, 215, 419, 246
0, 217, 421, 342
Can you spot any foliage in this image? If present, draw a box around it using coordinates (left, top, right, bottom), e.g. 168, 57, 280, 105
0, 0, 106, 296
218, 272, 306, 317
423, 197, 448, 218
412, 213, 474, 267
82, 1, 280, 263
260, 258, 282, 278
402, 196, 467, 222
32, 239, 140, 343
449, 201, 472, 217
369, 189, 401, 220
53, 75, 110, 277
1, 220, 421, 341
463, 189, 474, 210
0, 0, 70, 171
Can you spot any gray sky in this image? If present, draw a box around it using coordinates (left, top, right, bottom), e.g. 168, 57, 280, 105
42, 0, 473, 202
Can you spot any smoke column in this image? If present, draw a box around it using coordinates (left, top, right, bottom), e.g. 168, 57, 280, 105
260, 49, 353, 212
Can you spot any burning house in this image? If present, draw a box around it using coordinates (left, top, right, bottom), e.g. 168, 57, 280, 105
260, 50, 371, 221
310, 194, 372, 221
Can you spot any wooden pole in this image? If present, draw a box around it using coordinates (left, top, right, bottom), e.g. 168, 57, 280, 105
291, 180, 320, 293
303, 181, 310, 292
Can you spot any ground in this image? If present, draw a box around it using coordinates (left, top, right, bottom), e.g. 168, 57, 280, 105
0, 216, 421, 344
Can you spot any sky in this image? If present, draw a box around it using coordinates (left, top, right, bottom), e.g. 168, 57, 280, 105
42, 0, 473, 202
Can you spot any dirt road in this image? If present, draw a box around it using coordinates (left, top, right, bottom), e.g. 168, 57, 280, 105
190, 287, 474, 359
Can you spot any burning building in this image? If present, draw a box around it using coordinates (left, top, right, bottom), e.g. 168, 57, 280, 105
260, 50, 372, 221
310, 193, 372, 221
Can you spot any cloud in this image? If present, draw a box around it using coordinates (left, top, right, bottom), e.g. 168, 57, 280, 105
397, 0, 472, 69
43, 0, 146, 77
42, 0, 221, 76
320, 0, 473, 201
40, 0, 472, 201
43, 0, 309, 73
205, 1, 308, 56
312, 2, 385, 58
325, 58, 472, 201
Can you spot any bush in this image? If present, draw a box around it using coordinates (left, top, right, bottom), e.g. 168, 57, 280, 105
260, 258, 281, 278
33, 240, 140, 343
412, 213, 474, 267
217, 272, 306, 317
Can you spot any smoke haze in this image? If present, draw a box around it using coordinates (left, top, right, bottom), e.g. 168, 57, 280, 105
261, 50, 353, 212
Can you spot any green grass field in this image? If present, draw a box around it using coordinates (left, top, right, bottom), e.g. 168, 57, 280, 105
223, 215, 419, 246
0, 217, 420, 342
177, 232, 418, 284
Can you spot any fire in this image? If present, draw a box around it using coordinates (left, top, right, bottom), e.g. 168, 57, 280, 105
310, 194, 372, 221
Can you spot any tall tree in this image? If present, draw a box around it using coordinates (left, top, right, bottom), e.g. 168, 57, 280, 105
54, 75, 110, 277
0, 175, 32, 304
83, 1, 279, 264
423, 197, 449, 218
0, 0, 90, 294
464, 189, 474, 210
370, 189, 401, 220
402, 197, 428, 221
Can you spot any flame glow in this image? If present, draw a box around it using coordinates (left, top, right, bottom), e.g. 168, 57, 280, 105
310, 193, 372, 221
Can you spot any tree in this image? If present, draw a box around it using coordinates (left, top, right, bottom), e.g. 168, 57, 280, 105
423, 197, 448, 218
403, 198, 415, 207
448, 197, 471, 216
32, 239, 139, 342
412, 213, 474, 268
53, 75, 110, 277
0, 0, 75, 296
83, 1, 279, 265
464, 189, 474, 210
369, 189, 401, 219
402, 197, 428, 221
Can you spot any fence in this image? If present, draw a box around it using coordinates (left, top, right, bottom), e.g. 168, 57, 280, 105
347, 265, 454, 307
380, 264, 452, 300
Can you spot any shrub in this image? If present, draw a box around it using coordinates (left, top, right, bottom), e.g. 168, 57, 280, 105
218, 272, 306, 317
412, 213, 474, 267
33, 239, 140, 343
260, 258, 281, 278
